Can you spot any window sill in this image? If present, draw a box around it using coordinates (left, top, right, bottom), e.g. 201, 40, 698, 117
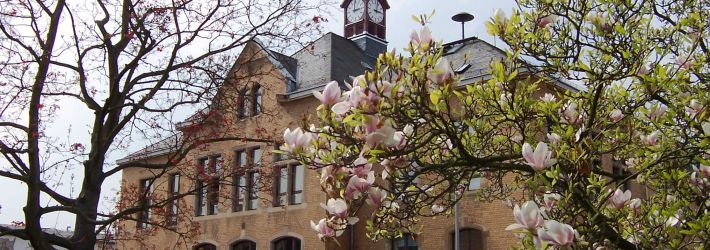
192, 203, 308, 221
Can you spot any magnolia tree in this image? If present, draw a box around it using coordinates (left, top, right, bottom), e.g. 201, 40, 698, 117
0, 0, 328, 249
282, 0, 709, 249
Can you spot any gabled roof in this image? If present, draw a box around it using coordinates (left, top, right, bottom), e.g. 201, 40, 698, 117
116, 134, 181, 165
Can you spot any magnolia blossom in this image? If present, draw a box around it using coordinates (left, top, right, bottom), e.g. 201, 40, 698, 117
640, 131, 660, 146
686, 99, 703, 116
281, 128, 313, 153
320, 198, 348, 218
675, 55, 693, 69
352, 154, 373, 177
561, 101, 583, 124
493, 8, 507, 23
428, 57, 455, 85
547, 133, 561, 144
409, 27, 433, 51
609, 109, 624, 123
366, 187, 387, 207
609, 189, 632, 209
629, 198, 641, 211
332, 85, 365, 115
538, 14, 559, 28
345, 171, 375, 199
366, 123, 404, 147
431, 204, 446, 214
648, 104, 667, 120
587, 12, 611, 31
522, 142, 557, 171
703, 122, 710, 136
310, 219, 338, 239
540, 93, 556, 102
637, 64, 650, 75
505, 201, 544, 231
537, 220, 576, 246
313, 81, 341, 106
543, 193, 562, 210
690, 165, 710, 189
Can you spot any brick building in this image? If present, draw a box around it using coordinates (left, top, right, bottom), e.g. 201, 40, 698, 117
117, 1, 582, 249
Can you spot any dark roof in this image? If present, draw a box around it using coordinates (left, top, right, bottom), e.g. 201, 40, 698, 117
116, 134, 181, 165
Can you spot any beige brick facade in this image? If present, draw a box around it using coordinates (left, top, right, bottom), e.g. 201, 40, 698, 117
117, 34, 523, 250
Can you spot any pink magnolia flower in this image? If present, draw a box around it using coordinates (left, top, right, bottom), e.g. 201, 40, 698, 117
332, 85, 365, 115
320, 198, 348, 218
505, 201, 544, 231
537, 220, 576, 246
686, 99, 703, 117
352, 155, 373, 178
609, 109, 624, 123
637, 64, 650, 75
629, 198, 641, 211
366, 187, 387, 207
648, 104, 667, 120
543, 193, 562, 210
522, 142, 557, 171
281, 128, 312, 153
640, 131, 659, 146
493, 8, 507, 23
561, 101, 583, 124
547, 133, 561, 144
538, 15, 559, 28
345, 171, 375, 199
609, 189, 632, 209
675, 55, 693, 69
313, 81, 341, 107
410, 27, 433, 51
366, 124, 402, 147
540, 93, 556, 102
431, 204, 446, 214
428, 57, 455, 85
310, 219, 339, 239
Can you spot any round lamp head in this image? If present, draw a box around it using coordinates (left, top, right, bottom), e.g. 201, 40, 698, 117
452, 12, 475, 23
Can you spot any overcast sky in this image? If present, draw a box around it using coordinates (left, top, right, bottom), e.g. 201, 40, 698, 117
0, 0, 515, 230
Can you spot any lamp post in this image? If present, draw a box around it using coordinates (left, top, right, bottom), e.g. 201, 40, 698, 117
451, 12, 475, 40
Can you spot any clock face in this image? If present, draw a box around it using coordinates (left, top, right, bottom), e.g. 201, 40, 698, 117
367, 0, 384, 23
346, 0, 365, 23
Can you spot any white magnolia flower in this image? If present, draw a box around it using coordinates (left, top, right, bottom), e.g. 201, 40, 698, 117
312, 81, 341, 106
609, 109, 624, 123
505, 201, 544, 231
537, 220, 576, 246
281, 127, 313, 153
320, 198, 348, 218
522, 142, 557, 171
540, 93, 556, 102
547, 133, 562, 144
609, 189, 632, 209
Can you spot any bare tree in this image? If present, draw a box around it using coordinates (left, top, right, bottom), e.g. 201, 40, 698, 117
0, 0, 329, 249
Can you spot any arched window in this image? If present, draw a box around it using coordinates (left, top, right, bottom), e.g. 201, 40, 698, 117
238, 87, 249, 118
392, 233, 418, 250
450, 228, 484, 250
272, 236, 301, 250
252, 83, 262, 115
193, 243, 217, 250
231, 240, 257, 250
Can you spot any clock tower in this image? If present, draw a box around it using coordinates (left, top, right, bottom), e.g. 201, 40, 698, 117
341, 0, 389, 63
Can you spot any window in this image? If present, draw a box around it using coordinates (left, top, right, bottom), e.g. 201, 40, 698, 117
231, 240, 256, 250
167, 173, 180, 225
238, 87, 249, 118
193, 243, 217, 250
272, 164, 304, 206
467, 176, 481, 191
196, 156, 222, 216
392, 233, 418, 250
272, 237, 301, 250
137, 178, 154, 228
450, 228, 484, 250
252, 84, 262, 115
233, 147, 262, 211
